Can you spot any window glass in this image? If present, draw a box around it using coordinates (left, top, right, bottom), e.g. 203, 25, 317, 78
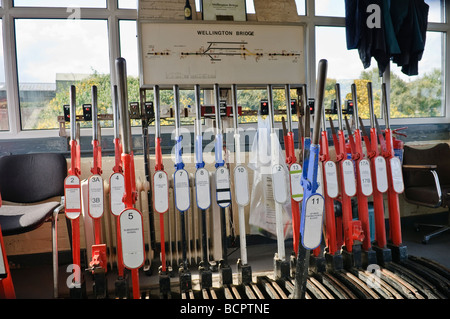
295, 0, 306, 15
315, 0, 345, 17
14, 0, 106, 7
15, 19, 110, 130
426, 0, 445, 23
390, 31, 445, 118
118, 0, 137, 9
316, 26, 380, 120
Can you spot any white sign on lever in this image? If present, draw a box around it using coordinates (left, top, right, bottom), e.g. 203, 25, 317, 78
234, 165, 250, 206
324, 161, 339, 198
174, 169, 191, 212
289, 163, 303, 202
272, 164, 288, 204
88, 174, 104, 219
120, 208, 145, 269
359, 159, 373, 197
64, 174, 81, 220
302, 194, 325, 250
110, 172, 125, 216
215, 166, 231, 208
390, 157, 404, 194
374, 156, 389, 193
195, 168, 211, 210
153, 170, 169, 214
342, 159, 357, 197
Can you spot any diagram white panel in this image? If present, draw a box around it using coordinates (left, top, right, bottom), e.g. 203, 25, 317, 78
139, 22, 305, 87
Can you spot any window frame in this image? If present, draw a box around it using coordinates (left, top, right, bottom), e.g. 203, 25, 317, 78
0, 0, 447, 140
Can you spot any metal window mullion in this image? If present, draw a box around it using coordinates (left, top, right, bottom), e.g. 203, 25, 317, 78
2, 7, 20, 134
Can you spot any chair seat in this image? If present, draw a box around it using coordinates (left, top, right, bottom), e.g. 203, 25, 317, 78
0, 201, 61, 236
404, 184, 450, 208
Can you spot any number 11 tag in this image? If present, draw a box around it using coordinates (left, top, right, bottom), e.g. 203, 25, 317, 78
301, 194, 324, 250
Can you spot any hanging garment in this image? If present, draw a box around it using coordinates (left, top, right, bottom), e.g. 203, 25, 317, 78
345, 0, 428, 77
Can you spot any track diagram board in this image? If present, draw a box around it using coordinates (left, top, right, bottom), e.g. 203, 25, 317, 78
139, 22, 305, 87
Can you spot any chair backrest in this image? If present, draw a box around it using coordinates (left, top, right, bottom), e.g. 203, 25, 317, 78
403, 143, 450, 188
0, 153, 67, 203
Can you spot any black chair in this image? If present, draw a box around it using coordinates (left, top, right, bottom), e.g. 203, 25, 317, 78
0, 153, 67, 298
402, 143, 450, 244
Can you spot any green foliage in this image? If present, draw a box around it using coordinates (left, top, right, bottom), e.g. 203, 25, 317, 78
35, 67, 443, 130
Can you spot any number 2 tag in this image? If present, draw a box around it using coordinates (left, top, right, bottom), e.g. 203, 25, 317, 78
64, 174, 81, 220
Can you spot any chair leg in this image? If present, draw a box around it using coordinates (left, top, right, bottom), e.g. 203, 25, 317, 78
52, 205, 63, 299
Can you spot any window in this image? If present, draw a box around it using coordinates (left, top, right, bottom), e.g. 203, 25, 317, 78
15, 19, 110, 130
13, 0, 106, 8
390, 31, 445, 118
315, 0, 345, 17
316, 26, 381, 120
118, 0, 137, 10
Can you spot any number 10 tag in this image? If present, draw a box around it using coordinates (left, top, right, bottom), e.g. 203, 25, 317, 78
301, 194, 324, 250
234, 165, 250, 206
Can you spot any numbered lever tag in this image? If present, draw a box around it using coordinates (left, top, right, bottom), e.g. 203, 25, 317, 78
342, 159, 357, 197
234, 165, 250, 206
289, 163, 303, 202
174, 169, 191, 212
0, 238, 6, 278
324, 161, 339, 198
358, 159, 373, 197
119, 208, 145, 269
301, 193, 325, 250
109, 172, 125, 216
272, 164, 288, 204
390, 157, 404, 194
64, 174, 81, 220
215, 166, 231, 208
88, 174, 104, 219
153, 170, 169, 214
374, 156, 388, 193
195, 168, 211, 210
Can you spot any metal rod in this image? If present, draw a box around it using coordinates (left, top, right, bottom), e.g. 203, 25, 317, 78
195, 84, 202, 136
285, 84, 292, 132
335, 83, 343, 131
312, 59, 327, 145
92, 85, 98, 141
231, 84, 239, 133
113, 85, 120, 139
154, 85, 161, 139
367, 82, 375, 129
381, 83, 390, 129
213, 83, 222, 134
351, 83, 359, 130
70, 85, 76, 141
267, 84, 275, 130
115, 57, 132, 155
173, 84, 181, 138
